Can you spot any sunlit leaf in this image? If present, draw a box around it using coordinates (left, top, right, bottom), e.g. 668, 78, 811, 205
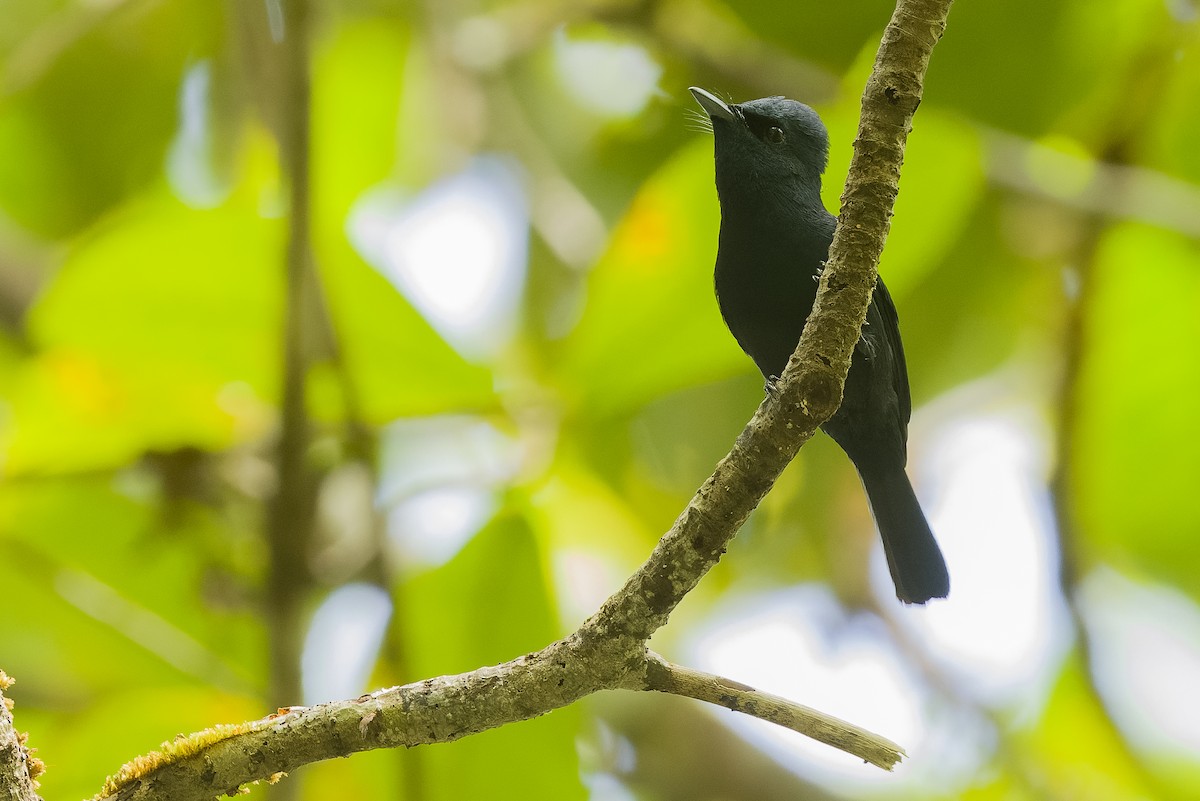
310, 21, 496, 422
1073, 223, 1200, 597
821, 48, 986, 297
400, 513, 585, 800
32, 686, 260, 801
0, 0, 219, 237
12, 184, 283, 473
923, 0, 1079, 136
552, 138, 748, 414
1025, 657, 1157, 800
729, 0, 894, 72
0, 476, 263, 687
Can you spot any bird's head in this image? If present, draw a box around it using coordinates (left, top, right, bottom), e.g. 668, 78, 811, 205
689, 86, 830, 203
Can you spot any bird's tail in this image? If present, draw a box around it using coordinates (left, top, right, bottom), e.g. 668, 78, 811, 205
859, 466, 949, 604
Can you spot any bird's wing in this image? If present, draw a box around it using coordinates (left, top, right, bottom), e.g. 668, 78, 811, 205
870, 277, 912, 425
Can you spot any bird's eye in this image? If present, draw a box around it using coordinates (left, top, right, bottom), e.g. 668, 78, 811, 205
765, 126, 785, 144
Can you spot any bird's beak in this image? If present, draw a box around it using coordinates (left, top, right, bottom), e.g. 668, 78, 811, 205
689, 86, 737, 124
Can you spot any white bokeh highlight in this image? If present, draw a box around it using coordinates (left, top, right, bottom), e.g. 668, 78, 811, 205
167, 61, 228, 208
689, 375, 1074, 790
553, 29, 662, 117
301, 583, 393, 704
350, 156, 528, 360
690, 588, 989, 793
379, 416, 521, 570
1081, 570, 1200, 759
387, 485, 497, 568
902, 409, 1072, 711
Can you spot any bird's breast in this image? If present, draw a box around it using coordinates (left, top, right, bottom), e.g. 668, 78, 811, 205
713, 227, 828, 378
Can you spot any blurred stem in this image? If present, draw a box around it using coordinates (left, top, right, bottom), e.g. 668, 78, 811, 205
0, 256, 40, 349
266, 0, 315, 724
262, 4, 320, 801
267, 4, 430, 800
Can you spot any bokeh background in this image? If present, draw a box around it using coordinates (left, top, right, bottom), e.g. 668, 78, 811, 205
2, 0, 1199, 799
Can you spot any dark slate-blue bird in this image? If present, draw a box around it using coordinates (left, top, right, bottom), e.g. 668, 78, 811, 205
690, 86, 949, 604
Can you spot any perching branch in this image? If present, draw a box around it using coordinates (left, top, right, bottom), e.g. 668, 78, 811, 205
783, 0, 953, 425
76, 1, 955, 798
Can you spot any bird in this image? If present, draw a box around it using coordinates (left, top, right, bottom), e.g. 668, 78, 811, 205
689, 86, 949, 604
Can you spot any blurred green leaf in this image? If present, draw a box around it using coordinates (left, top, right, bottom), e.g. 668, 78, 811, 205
1144, 22, 1200, 186
400, 512, 585, 800
923, 0, 1076, 136
727, 0, 894, 73
309, 20, 496, 422
1025, 656, 1157, 800
12, 181, 283, 473
1073, 223, 1200, 596
0, 0, 219, 237
313, 250, 498, 422
311, 20, 412, 225
30, 686, 260, 801
0, 476, 262, 690
552, 138, 748, 415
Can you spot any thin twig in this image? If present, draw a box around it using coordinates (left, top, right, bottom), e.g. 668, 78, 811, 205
640, 652, 905, 770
